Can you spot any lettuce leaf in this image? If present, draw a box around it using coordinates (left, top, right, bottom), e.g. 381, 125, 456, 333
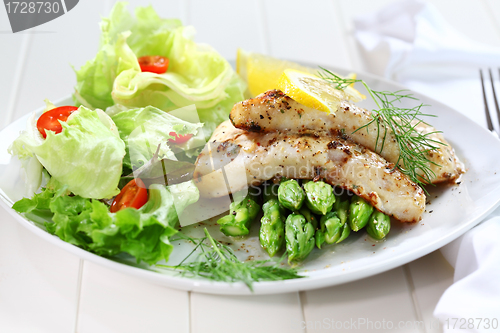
12, 182, 199, 265
73, 2, 246, 138
110, 105, 203, 169
9, 107, 126, 199
73, 2, 149, 109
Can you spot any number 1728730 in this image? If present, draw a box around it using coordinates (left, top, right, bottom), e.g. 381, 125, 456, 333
5, 2, 60, 14
445, 318, 498, 330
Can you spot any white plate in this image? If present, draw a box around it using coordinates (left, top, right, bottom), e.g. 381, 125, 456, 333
1, 68, 500, 295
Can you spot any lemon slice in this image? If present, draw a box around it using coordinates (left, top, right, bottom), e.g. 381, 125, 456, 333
237, 49, 366, 108
237, 49, 316, 97
276, 69, 346, 113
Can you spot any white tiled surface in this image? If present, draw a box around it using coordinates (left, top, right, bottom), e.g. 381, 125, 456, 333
407, 252, 455, 333
301, 267, 420, 333
1, 0, 496, 332
77, 262, 190, 333
0, 213, 81, 332
191, 292, 305, 333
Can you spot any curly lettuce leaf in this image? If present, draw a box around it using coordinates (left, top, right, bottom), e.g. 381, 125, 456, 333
13, 182, 199, 264
9, 107, 126, 199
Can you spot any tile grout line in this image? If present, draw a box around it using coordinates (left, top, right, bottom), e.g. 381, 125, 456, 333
331, 0, 357, 71
297, 292, 308, 333
187, 291, 192, 333
403, 264, 426, 333
256, 0, 270, 55
3, 31, 33, 128
104, 0, 116, 15
182, 0, 190, 26
73, 259, 85, 333
103, 0, 110, 14
104, 0, 111, 13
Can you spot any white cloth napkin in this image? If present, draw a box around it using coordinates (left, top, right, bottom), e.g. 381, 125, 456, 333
437, 207, 500, 322
354, 0, 500, 126
354, 0, 500, 330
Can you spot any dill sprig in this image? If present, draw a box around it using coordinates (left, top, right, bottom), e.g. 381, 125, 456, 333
156, 228, 303, 291
318, 67, 444, 187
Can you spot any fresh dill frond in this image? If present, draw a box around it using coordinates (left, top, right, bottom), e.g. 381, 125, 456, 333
318, 68, 360, 90
318, 67, 444, 187
156, 228, 303, 291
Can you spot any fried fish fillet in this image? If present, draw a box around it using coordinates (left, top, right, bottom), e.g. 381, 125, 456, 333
194, 120, 425, 223
230, 90, 464, 184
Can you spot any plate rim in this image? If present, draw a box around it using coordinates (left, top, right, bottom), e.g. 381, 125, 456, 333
2, 66, 500, 295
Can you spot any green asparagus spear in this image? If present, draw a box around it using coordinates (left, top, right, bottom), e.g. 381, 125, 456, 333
263, 182, 286, 214
278, 179, 305, 211
316, 202, 351, 247
260, 199, 285, 257
316, 211, 350, 248
348, 196, 374, 232
319, 211, 342, 244
299, 206, 319, 230
303, 180, 335, 215
285, 213, 315, 263
330, 194, 351, 244
217, 191, 260, 237
333, 195, 349, 226
336, 222, 351, 244
315, 229, 326, 249
366, 211, 391, 240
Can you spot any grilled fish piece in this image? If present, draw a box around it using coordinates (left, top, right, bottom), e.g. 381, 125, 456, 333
230, 90, 464, 184
194, 120, 425, 223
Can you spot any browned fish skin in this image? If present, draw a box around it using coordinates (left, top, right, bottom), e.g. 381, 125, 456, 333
194, 120, 425, 223
230, 90, 463, 184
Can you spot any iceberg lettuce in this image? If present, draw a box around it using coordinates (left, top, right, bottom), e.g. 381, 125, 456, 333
9, 107, 126, 199
73, 2, 246, 138
110, 105, 203, 169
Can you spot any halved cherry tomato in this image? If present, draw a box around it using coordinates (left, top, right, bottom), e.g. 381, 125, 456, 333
138, 55, 169, 74
168, 132, 193, 144
37, 105, 79, 138
110, 178, 148, 213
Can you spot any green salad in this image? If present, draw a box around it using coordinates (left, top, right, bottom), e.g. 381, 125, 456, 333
9, 2, 247, 266
8, 2, 392, 290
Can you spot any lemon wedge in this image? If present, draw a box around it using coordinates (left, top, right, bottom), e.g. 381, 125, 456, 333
237, 49, 316, 97
277, 69, 366, 113
237, 49, 366, 110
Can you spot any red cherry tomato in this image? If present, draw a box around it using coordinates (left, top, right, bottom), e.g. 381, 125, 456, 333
110, 178, 148, 213
138, 55, 169, 74
168, 132, 193, 144
37, 106, 79, 138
